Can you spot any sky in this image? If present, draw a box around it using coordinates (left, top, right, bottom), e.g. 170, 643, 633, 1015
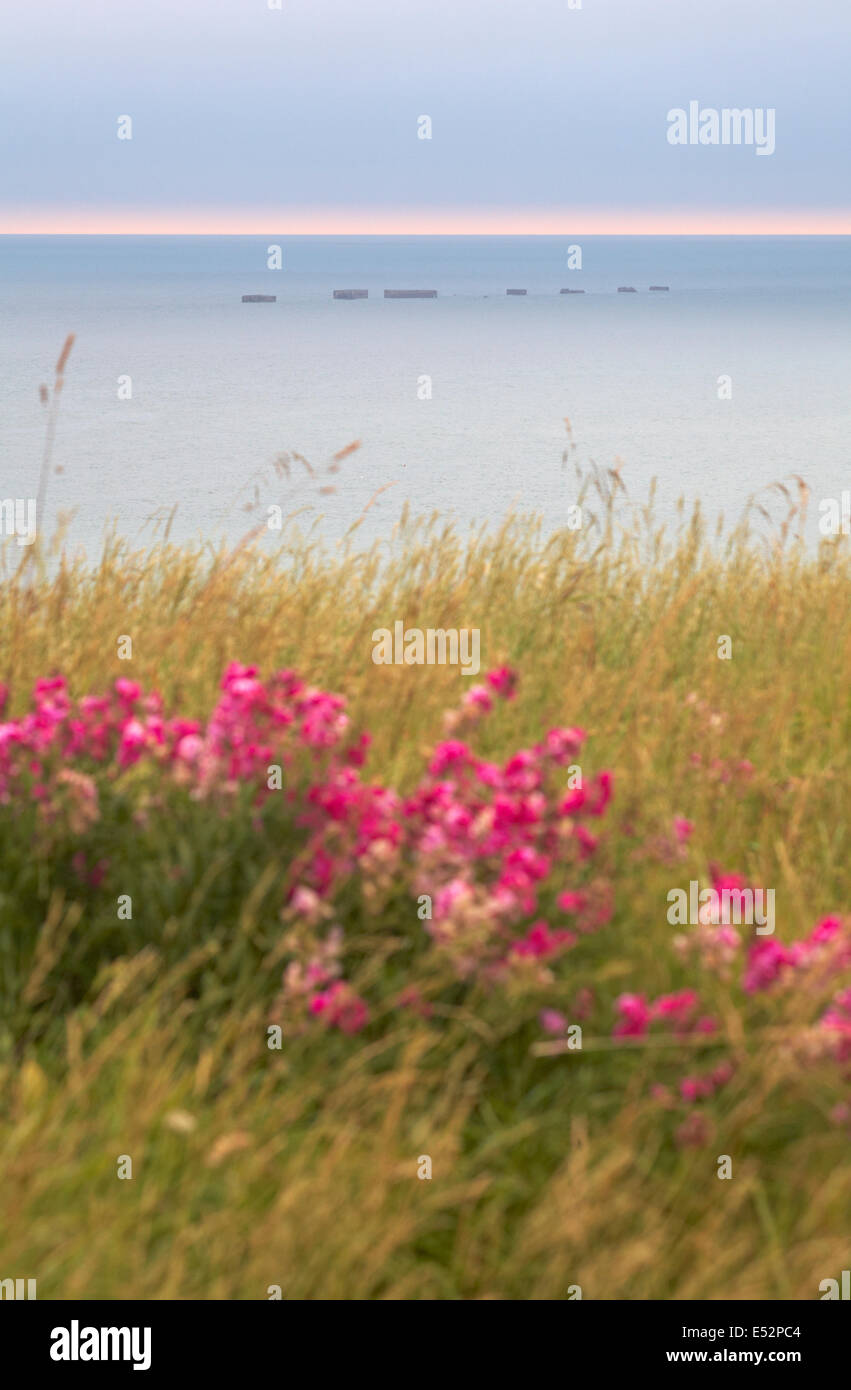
1, 0, 849, 233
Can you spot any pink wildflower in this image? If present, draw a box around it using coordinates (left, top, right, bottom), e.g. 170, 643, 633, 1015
309, 981, 369, 1034
613, 993, 651, 1038
486, 667, 518, 699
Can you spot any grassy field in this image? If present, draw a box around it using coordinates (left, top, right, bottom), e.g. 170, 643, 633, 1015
0, 481, 849, 1300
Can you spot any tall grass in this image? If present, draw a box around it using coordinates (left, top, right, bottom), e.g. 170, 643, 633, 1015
0, 492, 849, 1299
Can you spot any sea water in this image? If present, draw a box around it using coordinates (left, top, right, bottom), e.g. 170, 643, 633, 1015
0, 234, 848, 555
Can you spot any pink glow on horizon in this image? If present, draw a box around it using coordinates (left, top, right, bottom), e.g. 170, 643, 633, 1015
2, 207, 850, 236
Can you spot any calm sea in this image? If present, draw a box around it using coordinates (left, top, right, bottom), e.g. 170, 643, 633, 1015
1, 235, 849, 554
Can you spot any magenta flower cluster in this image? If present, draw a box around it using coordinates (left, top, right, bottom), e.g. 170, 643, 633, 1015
2, 662, 845, 1138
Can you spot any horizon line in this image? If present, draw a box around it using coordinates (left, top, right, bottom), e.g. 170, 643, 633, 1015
2, 209, 850, 236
